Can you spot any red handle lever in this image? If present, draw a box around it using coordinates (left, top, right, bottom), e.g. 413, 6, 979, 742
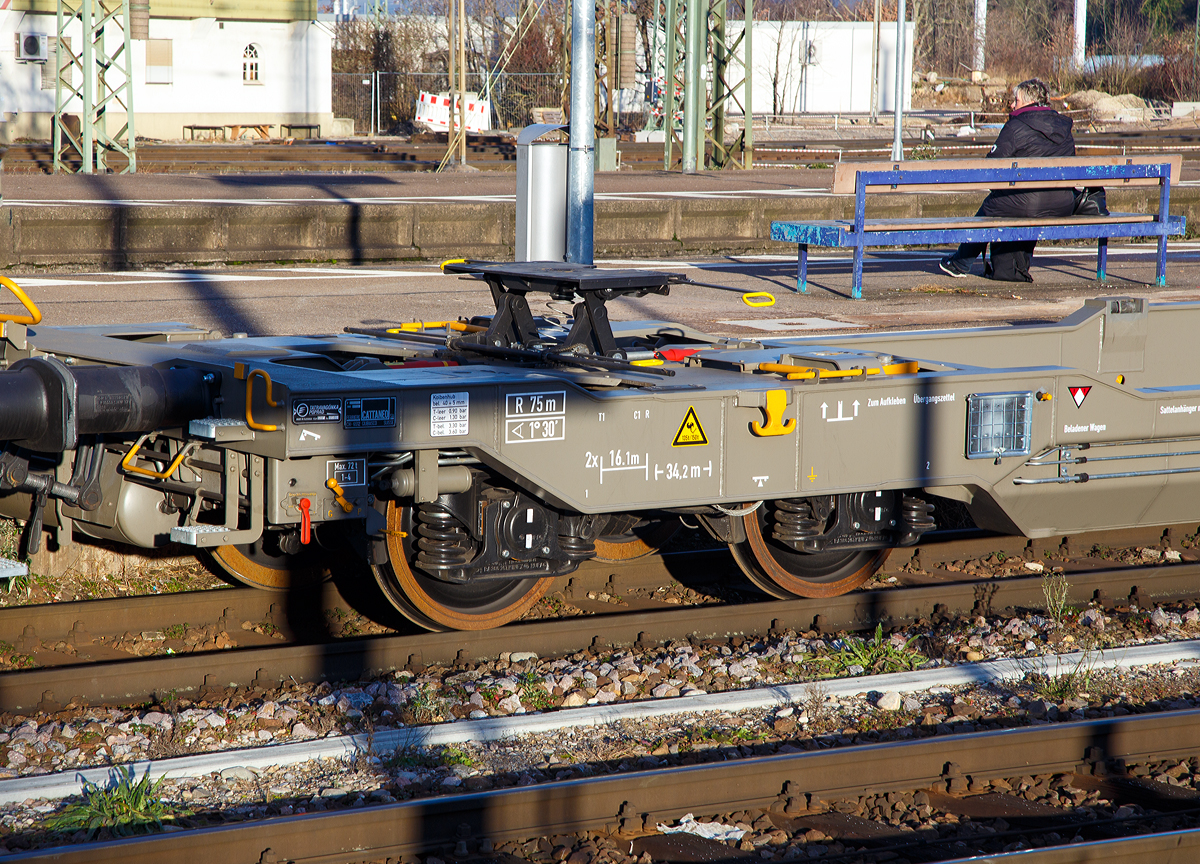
299, 497, 311, 545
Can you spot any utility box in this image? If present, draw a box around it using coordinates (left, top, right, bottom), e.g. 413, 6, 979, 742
516, 124, 568, 263
595, 136, 619, 172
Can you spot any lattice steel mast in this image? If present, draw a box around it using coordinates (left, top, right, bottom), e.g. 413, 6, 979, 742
53, 0, 136, 174
662, 0, 752, 171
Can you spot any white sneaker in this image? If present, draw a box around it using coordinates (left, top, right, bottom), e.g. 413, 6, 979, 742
939, 257, 969, 278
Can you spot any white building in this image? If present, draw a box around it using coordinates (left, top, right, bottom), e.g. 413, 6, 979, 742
748, 20, 914, 115
624, 19, 914, 119
0, 0, 332, 143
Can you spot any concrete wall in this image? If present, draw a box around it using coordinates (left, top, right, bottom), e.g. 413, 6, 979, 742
0, 10, 331, 142
0, 185, 1186, 267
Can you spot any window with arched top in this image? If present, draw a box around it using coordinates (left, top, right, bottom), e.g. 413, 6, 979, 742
243, 44, 260, 83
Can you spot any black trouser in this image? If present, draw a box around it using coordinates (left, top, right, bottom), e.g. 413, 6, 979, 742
944, 200, 1037, 282
946, 240, 1035, 282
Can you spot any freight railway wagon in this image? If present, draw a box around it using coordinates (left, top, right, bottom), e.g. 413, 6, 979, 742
0, 262, 1195, 630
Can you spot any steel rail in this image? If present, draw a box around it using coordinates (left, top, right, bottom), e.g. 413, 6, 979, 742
0, 519, 1177, 654
0, 585, 277, 647
1, 557, 1198, 713
9, 704, 1200, 863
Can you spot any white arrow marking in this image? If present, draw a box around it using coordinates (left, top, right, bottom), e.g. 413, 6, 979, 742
853, 400, 860, 417
821, 402, 828, 419
826, 401, 855, 422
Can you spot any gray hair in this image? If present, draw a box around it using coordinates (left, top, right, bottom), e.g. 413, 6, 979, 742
1015, 78, 1050, 107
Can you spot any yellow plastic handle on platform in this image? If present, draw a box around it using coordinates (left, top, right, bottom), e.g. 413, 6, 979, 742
243, 368, 280, 432
0, 276, 42, 325
742, 292, 775, 308
440, 258, 468, 273
386, 320, 488, 334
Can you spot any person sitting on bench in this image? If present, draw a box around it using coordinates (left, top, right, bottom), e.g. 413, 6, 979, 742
938, 78, 1076, 282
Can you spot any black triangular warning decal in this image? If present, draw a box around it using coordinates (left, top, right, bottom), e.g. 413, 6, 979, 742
673, 406, 708, 446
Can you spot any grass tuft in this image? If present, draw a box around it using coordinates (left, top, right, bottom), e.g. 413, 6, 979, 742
45, 767, 190, 839
1042, 570, 1073, 625
814, 624, 926, 677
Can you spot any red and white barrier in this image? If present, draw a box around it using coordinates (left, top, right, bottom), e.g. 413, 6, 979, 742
414, 91, 491, 133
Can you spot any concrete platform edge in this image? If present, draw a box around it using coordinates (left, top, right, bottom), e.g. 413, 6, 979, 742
2, 187, 1194, 268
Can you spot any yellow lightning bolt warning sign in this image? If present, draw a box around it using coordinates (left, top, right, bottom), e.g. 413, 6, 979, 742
672, 406, 709, 446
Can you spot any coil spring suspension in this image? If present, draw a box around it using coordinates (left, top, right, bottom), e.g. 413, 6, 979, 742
772, 499, 824, 546
557, 533, 596, 561
897, 495, 936, 545
415, 506, 474, 570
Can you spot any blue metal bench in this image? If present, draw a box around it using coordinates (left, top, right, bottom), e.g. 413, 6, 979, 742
771, 158, 1187, 300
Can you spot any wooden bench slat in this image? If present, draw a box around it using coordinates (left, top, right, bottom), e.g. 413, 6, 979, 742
831, 154, 1183, 194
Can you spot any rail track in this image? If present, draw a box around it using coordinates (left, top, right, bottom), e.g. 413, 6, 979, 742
0, 521, 1185, 668
11, 700, 1200, 862
2, 129, 1196, 174
0, 525, 1197, 713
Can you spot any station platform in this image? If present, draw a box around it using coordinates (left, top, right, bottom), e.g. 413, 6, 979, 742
6, 245, 1200, 343
1, 168, 1198, 270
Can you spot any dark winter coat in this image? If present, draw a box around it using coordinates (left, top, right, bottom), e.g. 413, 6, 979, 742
979, 105, 1076, 218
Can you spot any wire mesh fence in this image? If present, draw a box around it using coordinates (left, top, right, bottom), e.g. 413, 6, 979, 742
333, 71, 565, 134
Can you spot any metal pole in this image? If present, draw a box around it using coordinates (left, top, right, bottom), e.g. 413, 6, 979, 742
81, 0, 94, 173
458, 0, 467, 165
448, 0, 455, 153
652, 0, 660, 130
605, 3, 614, 134
663, 0, 678, 169
870, 0, 880, 122
743, 0, 752, 168
682, 0, 703, 172
1194, 0, 1199, 99
1073, 0, 1086, 69
567, 0, 595, 263
53, 1, 64, 174
890, 0, 905, 162
973, 0, 985, 74
123, 0, 135, 172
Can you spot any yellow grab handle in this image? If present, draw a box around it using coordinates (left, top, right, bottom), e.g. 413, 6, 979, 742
236, 365, 280, 432
759, 361, 917, 380
386, 320, 488, 334
326, 478, 354, 513
121, 436, 197, 480
440, 258, 468, 272
759, 362, 811, 376
742, 292, 775, 308
0, 277, 42, 325
750, 389, 797, 437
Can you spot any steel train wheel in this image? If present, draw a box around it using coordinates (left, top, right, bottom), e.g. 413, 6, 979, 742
728, 506, 888, 599
371, 501, 555, 631
205, 541, 323, 591
593, 516, 681, 562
